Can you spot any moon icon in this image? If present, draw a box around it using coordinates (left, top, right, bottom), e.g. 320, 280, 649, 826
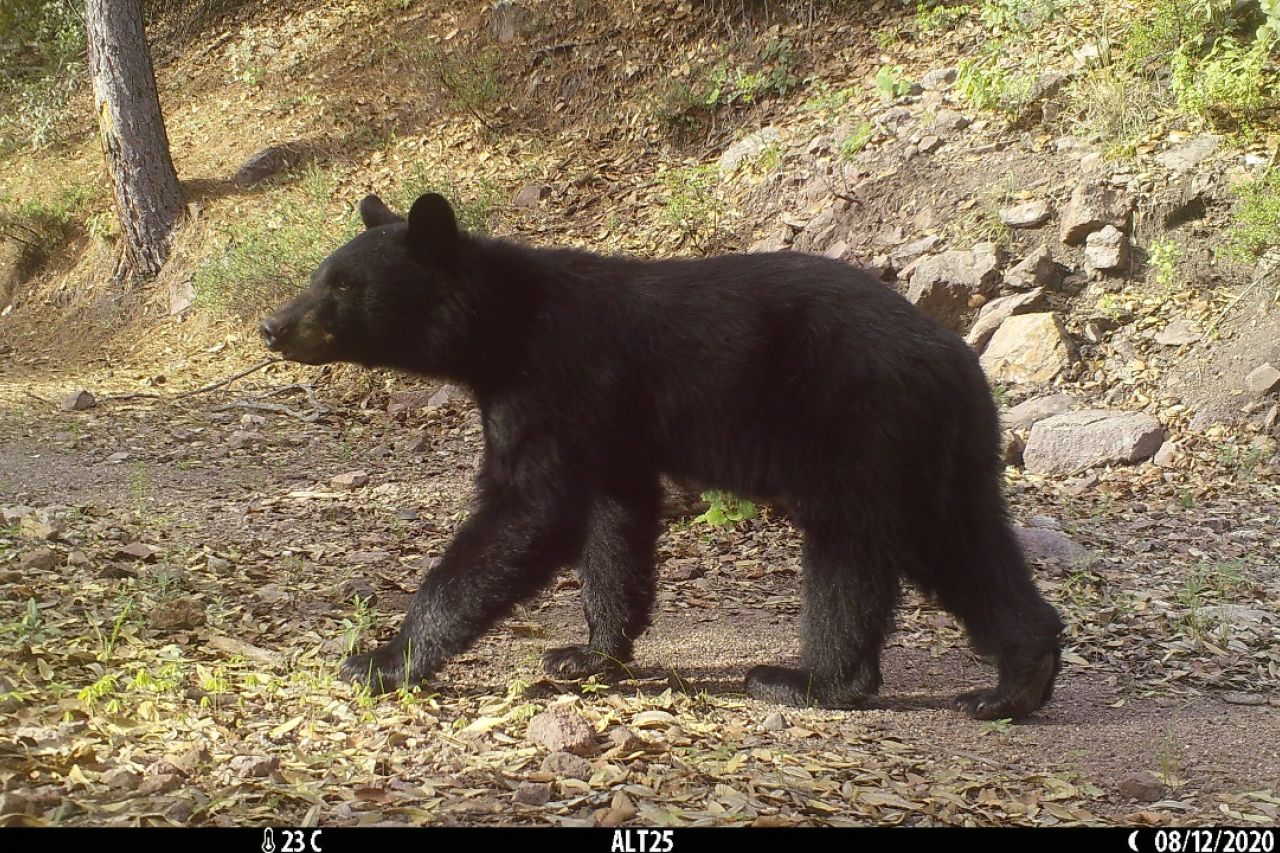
1128, 830, 1141, 852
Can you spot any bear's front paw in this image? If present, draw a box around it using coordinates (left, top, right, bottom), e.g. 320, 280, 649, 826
340, 644, 420, 694
542, 645, 627, 680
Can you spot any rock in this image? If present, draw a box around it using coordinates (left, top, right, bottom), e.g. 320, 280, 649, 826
20, 514, 62, 541
1015, 527, 1097, 569
1117, 772, 1167, 802
1156, 135, 1219, 173
999, 200, 1052, 229
514, 781, 552, 805
1244, 363, 1280, 396
17, 547, 58, 572
1154, 319, 1199, 347
540, 750, 592, 780
338, 578, 377, 604
149, 596, 207, 630
605, 727, 648, 754
232, 145, 300, 188
512, 183, 550, 209
719, 126, 782, 174
168, 279, 195, 316
2, 505, 33, 525
229, 754, 280, 779
965, 288, 1047, 352
1222, 692, 1269, 706
979, 313, 1074, 386
490, 0, 527, 43
1160, 173, 1213, 228
906, 248, 1004, 332
427, 384, 455, 410
931, 108, 969, 132
1060, 181, 1132, 245
1004, 244, 1066, 291
528, 707, 596, 756
62, 389, 96, 411
66, 549, 88, 566
917, 134, 942, 154
1023, 410, 1164, 475
597, 792, 639, 827
762, 712, 787, 731
891, 234, 940, 267
1204, 604, 1273, 630
1084, 225, 1128, 271
101, 767, 142, 790
822, 240, 849, 260
1153, 441, 1179, 467
921, 67, 957, 90
137, 773, 182, 796
228, 430, 265, 451
116, 542, 157, 562
1002, 394, 1079, 431
331, 471, 370, 490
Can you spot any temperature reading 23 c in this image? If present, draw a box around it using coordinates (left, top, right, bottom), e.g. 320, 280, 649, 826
262, 828, 323, 853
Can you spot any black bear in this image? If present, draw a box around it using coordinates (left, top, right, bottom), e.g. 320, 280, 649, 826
261, 192, 1063, 719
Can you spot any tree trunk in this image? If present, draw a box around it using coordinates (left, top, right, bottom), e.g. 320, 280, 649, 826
86, 0, 183, 281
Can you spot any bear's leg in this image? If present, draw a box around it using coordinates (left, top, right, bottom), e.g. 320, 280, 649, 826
341, 494, 588, 694
543, 482, 662, 680
746, 524, 898, 709
931, 522, 1063, 720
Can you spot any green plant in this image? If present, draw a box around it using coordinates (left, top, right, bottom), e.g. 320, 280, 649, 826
1221, 168, 1280, 262
838, 122, 876, 159
875, 65, 913, 101
1148, 237, 1183, 288
341, 592, 375, 657
424, 45, 503, 122
660, 164, 725, 247
0, 183, 92, 265
392, 165, 501, 235
0, 1, 84, 152
95, 599, 134, 661
916, 1, 973, 34
874, 25, 905, 50
956, 55, 1032, 114
77, 672, 120, 712
1172, 35, 1273, 128
696, 490, 757, 528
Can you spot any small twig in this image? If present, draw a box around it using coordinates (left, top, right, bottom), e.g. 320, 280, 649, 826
174, 358, 281, 399
212, 399, 325, 423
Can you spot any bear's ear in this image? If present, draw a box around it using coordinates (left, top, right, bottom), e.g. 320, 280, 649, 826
406, 193, 459, 264
359, 195, 403, 229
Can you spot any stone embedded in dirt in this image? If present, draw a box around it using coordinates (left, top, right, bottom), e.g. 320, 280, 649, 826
930, 108, 969, 133
540, 750, 593, 780
116, 542, 157, 562
1154, 319, 1200, 347
1222, 692, 1269, 706
917, 134, 942, 154
229, 754, 280, 779
1160, 173, 1213, 227
1116, 772, 1167, 802
1005, 244, 1067, 291
749, 226, 792, 254
965, 288, 1047, 353
100, 563, 138, 580
2, 505, 34, 525
20, 514, 62, 541
1084, 225, 1128, 271
513, 781, 552, 805
1203, 604, 1273, 631
168, 279, 195, 316
822, 240, 849, 260
512, 183, 550, 209
875, 106, 913, 134
1002, 394, 1079, 432
149, 596, 206, 630
979, 313, 1074, 386
105, 451, 130, 464
1153, 441, 1180, 468
331, 470, 370, 490
228, 430, 265, 451
239, 413, 266, 426
1244, 363, 1280, 396
907, 247, 1004, 333
1015, 527, 1097, 571
386, 387, 433, 417
1156, 135, 1219, 173
491, 0, 528, 43
206, 555, 230, 572
1023, 410, 1165, 475
338, 577, 377, 604
1002, 429, 1025, 466
920, 67, 957, 90
891, 234, 940, 267
17, 547, 58, 572
61, 389, 96, 411
605, 726, 648, 755
597, 792, 638, 827
427, 384, 455, 410
1060, 181, 1132, 246
718, 126, 782, 174
528, 707, 597, 756
762, 712, 787, 731
65, 549, 88, 566
101, 763, 142, 788
232, 145, 299, 188
255, 583, 288, 604
999, 200, 1052, 229
137, 773, 182, 796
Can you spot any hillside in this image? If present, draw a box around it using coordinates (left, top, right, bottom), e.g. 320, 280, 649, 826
1, 0, 1279, 827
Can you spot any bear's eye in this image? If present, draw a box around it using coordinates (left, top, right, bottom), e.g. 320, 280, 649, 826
332, 280, 350, 293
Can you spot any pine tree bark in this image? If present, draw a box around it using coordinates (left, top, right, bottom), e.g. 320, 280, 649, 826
86, 0, 183, 281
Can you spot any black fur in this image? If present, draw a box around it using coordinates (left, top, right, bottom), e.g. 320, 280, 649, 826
262, 193, 1064, 719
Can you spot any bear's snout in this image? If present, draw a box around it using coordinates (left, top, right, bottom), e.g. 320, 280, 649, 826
260, 317, 283, 350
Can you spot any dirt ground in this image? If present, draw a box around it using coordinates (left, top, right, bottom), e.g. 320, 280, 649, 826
2, 352, 1278, 827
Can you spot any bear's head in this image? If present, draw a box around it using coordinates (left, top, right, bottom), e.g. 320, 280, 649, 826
260, 193, 462, 370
